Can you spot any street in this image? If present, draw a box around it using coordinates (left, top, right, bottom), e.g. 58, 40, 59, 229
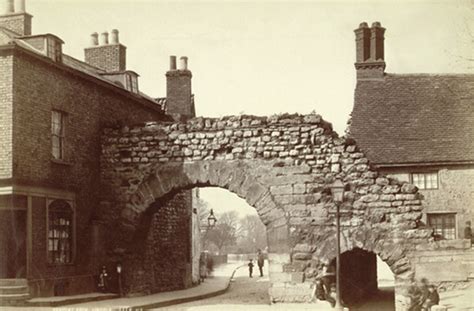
158, 262, 397, 311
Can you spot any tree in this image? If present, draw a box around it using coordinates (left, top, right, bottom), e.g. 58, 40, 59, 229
205, 211, 240, 253
236, 215, 267, 253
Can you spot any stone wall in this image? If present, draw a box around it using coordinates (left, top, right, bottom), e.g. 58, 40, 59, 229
100, 113, 435, 309
410, 240, 474, 285
383, 166, 474, 240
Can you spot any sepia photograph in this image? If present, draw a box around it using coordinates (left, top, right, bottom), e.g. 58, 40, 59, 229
0, 0, 473, 310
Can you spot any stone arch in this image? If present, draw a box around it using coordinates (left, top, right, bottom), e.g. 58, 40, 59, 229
126, 159, 290, 252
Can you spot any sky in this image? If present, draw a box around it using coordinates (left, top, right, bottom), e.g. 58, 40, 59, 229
23, 0, 474, 217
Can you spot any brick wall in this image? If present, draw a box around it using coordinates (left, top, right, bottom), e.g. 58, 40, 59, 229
0, 13, 32, 36
147, 191, 192, 292
166, 70, 193, 117
0, 52, 13, 179
84, 44, 126, 72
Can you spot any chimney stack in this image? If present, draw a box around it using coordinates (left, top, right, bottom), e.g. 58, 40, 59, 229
166, 55, 194, 119
85, 29, 126, 72
354, 21, 386, 80
0, 0, 32, 35
370, 22, 385, 61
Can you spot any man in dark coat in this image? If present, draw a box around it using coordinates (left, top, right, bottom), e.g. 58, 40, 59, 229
464, 221, 473, 246
257, 249, 265, 277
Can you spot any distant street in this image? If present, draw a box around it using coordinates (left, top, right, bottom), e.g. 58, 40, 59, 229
160, 264, 271, 310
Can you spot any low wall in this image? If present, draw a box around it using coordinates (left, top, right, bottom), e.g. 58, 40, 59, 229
411, 240, 474, 283
211, 255, 228, 265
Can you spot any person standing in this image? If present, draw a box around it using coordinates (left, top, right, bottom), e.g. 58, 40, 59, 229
257, 249, 265, 277
248, 259, 254, 278
464, 221, 473, 246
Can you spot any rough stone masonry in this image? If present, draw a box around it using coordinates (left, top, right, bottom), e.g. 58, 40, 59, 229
100, 112, 434, 310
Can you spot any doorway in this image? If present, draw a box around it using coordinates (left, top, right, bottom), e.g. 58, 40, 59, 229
0, 208, 27, 278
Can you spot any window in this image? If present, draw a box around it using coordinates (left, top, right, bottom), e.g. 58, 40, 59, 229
47, 38, 62, 62
427, 213, 456, 240
125, 74, 139, 94
48, 200, 74, 264
51, 110, 65, 160
410, 172, 438, 189
131, 76, 139, 93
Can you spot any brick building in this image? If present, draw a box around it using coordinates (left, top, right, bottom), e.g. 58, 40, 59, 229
0, 0, 196, 302
350, 22, 474, 283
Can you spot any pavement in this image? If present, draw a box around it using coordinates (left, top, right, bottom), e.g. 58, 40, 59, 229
0, 261, 243, 311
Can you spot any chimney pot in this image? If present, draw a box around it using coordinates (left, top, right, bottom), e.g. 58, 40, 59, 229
359, 22, 368, 28
179, 56, 188, 70
101, 32, 109, 45
170, 55, 177, 70
17, 0, 25, 12
5, 0, 14, 13
372, 21, 382, 28
90, 32, 99, 46
111, 29, 119, 44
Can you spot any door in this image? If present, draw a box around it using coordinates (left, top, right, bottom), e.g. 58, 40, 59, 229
0, 209, 27, 278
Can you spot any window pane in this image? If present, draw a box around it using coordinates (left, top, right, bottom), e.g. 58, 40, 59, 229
428, 213, 455, 240
412, 174, 425, 189
48, 200, 73, 264
426, 173, 438, 189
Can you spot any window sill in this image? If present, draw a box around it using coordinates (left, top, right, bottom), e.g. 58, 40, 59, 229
51, 158, 72, 166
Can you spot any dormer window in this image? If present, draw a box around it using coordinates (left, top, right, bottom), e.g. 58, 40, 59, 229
125, 73, 139, 94
47, 37, 62, 62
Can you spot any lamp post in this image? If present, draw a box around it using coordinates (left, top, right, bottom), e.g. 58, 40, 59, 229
201, 209, 217, 249
331, 179, 345, 311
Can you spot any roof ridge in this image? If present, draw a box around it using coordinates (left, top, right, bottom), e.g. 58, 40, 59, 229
386, 72, 474, 78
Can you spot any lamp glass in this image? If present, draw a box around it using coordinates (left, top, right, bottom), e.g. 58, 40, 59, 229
331, 179, 345, 203
117, 264, 122, 273
207, 209, 217, 228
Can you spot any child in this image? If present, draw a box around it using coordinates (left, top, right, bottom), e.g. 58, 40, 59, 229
248, 259, 254, 278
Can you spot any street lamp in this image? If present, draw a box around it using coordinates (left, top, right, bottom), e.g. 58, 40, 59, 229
331, 178, 345, 311
207, 209, 217, 228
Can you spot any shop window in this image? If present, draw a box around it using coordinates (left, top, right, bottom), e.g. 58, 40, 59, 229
410, 172, 438, 189
48, 200, 74, 264
51, 110, 66, 160
427, 213, 456, 240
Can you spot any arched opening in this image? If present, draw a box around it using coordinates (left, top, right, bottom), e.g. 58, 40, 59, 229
122, 185, 270, 304
330, 248, 395, 310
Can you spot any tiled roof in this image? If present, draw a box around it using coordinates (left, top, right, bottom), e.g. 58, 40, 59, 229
351, 73, 474, 165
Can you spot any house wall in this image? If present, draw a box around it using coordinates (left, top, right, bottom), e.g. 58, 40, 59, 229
383, 165, 474, 239
0, 51, 13, 180
7, 47, 165, 297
